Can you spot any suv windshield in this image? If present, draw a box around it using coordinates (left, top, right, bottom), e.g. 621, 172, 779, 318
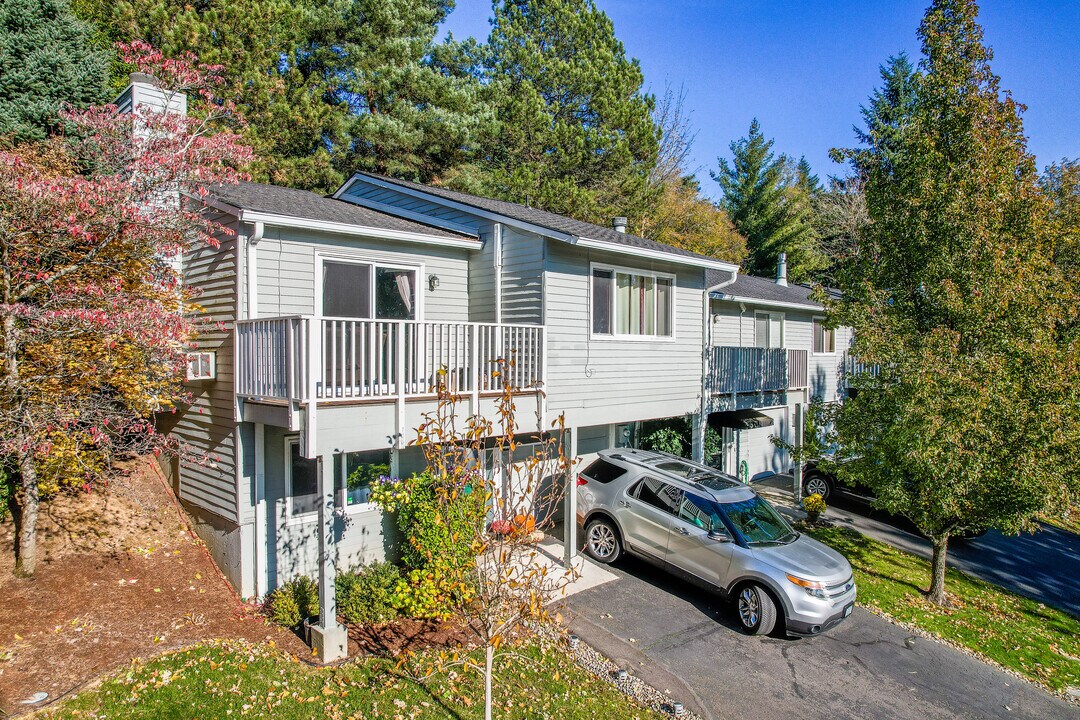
719, 496, 796, 545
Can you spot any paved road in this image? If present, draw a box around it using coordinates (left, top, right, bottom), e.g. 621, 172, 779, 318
753, 476, 1080, 618
560, 555, 1078, 720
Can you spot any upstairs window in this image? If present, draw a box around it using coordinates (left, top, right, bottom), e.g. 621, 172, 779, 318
754, 312, 784, 348
591, 265, 674, 339
322, 260, 416, 320
813, 318, 835, 353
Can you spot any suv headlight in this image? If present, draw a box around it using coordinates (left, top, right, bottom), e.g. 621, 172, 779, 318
787, 574, 827, 599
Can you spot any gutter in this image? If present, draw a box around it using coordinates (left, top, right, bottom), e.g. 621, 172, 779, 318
695, 269, 739, 462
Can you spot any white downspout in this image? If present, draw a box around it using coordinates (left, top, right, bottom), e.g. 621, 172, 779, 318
246, 221, 264, 320
694, 270, 739, 463
493, 223, 503, 324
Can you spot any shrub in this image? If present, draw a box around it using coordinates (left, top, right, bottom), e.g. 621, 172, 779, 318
336, 561, 403, 625
370, 470, 488, 619
803, 493, 827, 516
267, 576, 318, 628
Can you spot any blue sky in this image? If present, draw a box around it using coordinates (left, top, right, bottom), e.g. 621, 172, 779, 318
442, 1, 1080, 198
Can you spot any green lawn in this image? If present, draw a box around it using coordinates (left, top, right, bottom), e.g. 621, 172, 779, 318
47, 639, 665, 719
810, 526, 1080, 694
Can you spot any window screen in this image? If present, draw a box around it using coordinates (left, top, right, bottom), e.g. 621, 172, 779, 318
656, 277, 672, 336
592, 268, 613, 334
580, 458, 627, 484
813, 319, 835, 353
323, 261, 371, 318
289, 442, 319, 516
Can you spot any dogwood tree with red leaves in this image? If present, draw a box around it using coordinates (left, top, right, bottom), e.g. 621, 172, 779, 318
0, 42, 253, 576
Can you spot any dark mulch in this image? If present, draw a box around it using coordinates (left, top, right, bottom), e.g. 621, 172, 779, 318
346, 616, 481, 658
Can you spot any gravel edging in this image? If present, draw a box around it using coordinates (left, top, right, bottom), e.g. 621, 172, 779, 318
565, 635, 703, 720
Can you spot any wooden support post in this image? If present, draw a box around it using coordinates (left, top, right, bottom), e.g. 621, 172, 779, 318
563, 428, 578, 566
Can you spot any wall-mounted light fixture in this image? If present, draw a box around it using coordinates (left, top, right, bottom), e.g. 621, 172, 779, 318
428, 274, 440, 291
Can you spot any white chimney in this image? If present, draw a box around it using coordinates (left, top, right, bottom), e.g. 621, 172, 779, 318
117, 72, 187, 118
612, 216, 627, 233
776, 252, 788, 286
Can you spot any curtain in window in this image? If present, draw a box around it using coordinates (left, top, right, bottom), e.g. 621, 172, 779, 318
394, 271, 413, 315
656, 278, 672, 336
617, 273, 632, 334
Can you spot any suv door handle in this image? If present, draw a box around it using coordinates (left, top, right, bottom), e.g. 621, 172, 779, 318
617, 501, 631, 508
676, 527, 690, 535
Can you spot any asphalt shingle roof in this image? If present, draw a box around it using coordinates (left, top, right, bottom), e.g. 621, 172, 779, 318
211, 182, 476, 241
706, 269, 831, 309
355, 172, 728, 266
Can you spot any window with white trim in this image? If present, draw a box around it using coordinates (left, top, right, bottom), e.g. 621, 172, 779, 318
337, 449, 390, 508
754, 312, 784, 348
813, 318, 835, 353
322, 260, 417, 320
185, 351, 216, 381
286, 438, 319, 518
591, 266, 674, 338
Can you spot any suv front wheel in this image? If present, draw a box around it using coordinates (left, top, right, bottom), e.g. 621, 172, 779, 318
584, 518, 622, 564
737, 584, 778, 635
802, 471, 834, 502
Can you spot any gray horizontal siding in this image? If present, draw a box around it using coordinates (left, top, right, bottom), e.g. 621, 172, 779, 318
469, 224, 497, 323
255, 226, 471, 323
543, 242, 706, 428
175, 211, 239, 524
500, 227, 544, 325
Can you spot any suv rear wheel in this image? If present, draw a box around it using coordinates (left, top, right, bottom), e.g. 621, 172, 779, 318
737, 584, 778, 635
584, 518, 621, 563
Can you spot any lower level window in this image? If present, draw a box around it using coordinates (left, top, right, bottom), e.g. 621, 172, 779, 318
287, 439, 319, 517
338, 449, 391, 507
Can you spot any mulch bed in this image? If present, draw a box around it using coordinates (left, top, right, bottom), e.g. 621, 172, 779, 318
0, 460, 306, 717
346, 617, 481, 658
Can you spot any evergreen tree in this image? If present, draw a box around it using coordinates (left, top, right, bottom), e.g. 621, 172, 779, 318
712, 119, 822, 281
81, 0, 486, 191
854, 53, 919, 173
0, 0, 108, 143
830, 0, 1080, 605
467, 0, 659, 227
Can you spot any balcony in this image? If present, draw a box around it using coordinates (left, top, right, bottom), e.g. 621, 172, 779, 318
709, 346, 808, 396
235, 317, 545, 404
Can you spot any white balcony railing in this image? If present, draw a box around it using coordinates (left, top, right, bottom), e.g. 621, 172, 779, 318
710, 346, 808, 395
235, 317, 544, 403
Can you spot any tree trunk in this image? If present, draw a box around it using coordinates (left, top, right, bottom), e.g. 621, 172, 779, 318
927, 534, 949, 606
484, 643, 494, 720
14, 453, 38, 577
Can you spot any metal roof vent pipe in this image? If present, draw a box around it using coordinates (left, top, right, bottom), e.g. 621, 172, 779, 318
612, 216, 628, 233
776, 252, 788, 286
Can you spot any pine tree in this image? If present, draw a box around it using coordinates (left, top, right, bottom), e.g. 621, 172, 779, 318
468, 0, 659, 227
854, 52, 920, 174
80, 0, 486, 191
0, 0, 108, 143
712, 119, 822, 281
830, 0, 1080, 605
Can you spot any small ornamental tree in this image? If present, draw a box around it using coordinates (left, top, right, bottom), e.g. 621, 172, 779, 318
0, 41, 252, 576
374, 365, 576, 720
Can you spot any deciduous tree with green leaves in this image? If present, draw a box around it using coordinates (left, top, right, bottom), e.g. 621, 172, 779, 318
0, 0, 109, 144
713, 119, 823, 282
830, 0, 1080, 605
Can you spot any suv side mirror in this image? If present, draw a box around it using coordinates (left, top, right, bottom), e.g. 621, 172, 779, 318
708, 529, 731, 543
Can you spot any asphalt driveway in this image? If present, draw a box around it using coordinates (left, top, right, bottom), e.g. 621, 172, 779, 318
559, 554, 1078, 720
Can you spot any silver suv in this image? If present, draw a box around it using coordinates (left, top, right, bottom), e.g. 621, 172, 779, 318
577, 448, 856, 636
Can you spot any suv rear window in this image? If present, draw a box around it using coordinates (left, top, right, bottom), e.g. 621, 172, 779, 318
581, 458, 628, 484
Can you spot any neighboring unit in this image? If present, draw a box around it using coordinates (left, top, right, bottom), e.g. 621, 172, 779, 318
704, 259, 852, 483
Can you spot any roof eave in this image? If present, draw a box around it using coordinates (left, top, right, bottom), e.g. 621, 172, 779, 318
711, 293, 823, 311
572, 236, 740, 272
237, 209, 483, 250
